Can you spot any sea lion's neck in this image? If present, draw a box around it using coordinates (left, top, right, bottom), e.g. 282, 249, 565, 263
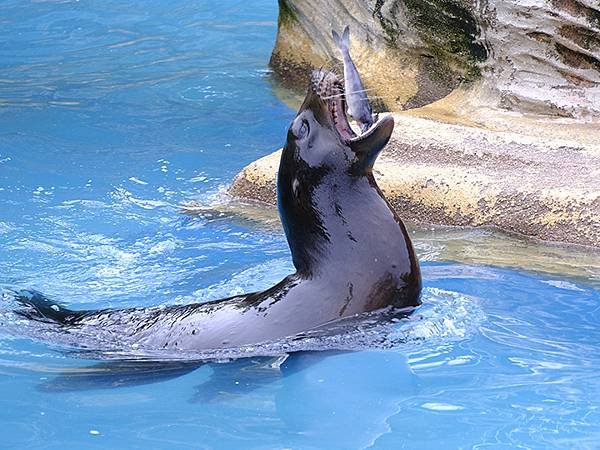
279, 170, 419, 283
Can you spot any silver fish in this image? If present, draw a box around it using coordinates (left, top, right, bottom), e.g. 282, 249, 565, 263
332, 25, 373, 133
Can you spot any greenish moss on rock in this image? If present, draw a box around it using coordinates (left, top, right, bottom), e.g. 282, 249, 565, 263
277, 0, 298, 27
377, 0, 487, 80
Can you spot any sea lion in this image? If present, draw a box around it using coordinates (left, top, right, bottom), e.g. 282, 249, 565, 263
12, 66, 421, 354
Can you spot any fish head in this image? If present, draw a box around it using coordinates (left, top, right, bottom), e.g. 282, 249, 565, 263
282, 69, 393, 176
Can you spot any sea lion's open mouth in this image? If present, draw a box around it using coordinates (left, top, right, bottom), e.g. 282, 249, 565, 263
310, 69, 383, 145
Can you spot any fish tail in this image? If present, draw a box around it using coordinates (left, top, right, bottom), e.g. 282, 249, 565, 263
332, 25, 350, 52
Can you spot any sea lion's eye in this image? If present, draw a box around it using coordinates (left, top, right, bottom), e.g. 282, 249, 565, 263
292, 119, 309, 140
299, 120, 309, 138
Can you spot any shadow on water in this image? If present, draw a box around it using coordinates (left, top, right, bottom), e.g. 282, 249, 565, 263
36, 355, 288, 395
36, 359, 203, 393
190, 355, 289, 403
35, 349, 420, 447
277, 351, 419, 447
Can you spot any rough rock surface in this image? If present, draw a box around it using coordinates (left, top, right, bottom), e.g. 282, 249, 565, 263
230, 114, 600, 247
271, 0, 485, 110
271, 0, 600, 119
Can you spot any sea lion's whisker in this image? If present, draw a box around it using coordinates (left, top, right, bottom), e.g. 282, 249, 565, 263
322, 60, 344, 72
321, 88, 378, 100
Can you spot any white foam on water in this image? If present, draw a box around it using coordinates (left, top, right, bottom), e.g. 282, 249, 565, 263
421, 402, 465, 412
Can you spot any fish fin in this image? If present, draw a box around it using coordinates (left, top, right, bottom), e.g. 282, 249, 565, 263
342, 25, 350, 49
332, 29, 342, 49
332, 25, 350, 51
38, 360, 201, 392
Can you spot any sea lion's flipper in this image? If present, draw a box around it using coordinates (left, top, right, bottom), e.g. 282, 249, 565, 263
12, 290, 85, 324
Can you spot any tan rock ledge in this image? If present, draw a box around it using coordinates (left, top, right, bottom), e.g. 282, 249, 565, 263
229, 114, 600, 248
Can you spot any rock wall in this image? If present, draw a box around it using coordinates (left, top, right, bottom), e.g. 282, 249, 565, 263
270, 0, 600, 119
478, 0, 600, 119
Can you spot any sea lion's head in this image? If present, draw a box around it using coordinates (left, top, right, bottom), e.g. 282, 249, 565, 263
277, 69, 396, 274
282, 69, 394, 176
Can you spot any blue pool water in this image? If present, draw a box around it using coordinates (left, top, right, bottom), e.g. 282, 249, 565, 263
1, 1, 599, 448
